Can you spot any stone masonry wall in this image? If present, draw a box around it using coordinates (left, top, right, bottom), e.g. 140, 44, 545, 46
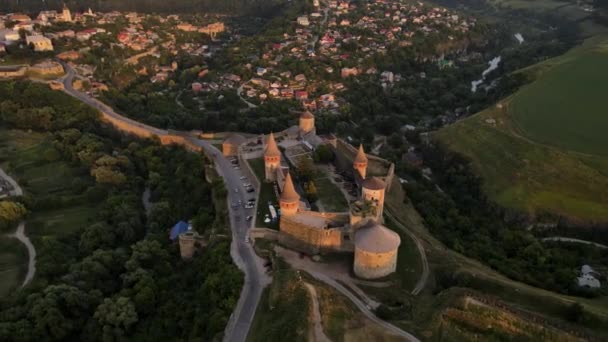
353, 248, 397, 279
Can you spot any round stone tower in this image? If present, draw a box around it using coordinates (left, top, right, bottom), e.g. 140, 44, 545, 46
280, 173, 300, 216
264, 132, 281, 181
299, 111, 315, 135
353, 144, 368, 180
354, 222, 401, 279
178, 231, 197, 260
361, 177, 386, 220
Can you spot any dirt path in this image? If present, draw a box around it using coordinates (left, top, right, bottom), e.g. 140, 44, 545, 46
542, 237, 608, 249
276, 246, 418, 341
0, 168, 23, 196
385, 210, 429, 295
303, 282, 332, 342
1, 167, 36, 287
8, 222, 36, 287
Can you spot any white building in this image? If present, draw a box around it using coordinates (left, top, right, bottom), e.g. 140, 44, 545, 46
577, 265, 601, 289
297, 16, 310, 26
26, 35, 54, 52
0, 29, 20, 42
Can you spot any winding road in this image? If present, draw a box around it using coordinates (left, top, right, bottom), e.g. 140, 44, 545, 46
58, 63, 270, 342
541, 237, 608, 249
0, 167, 36, 287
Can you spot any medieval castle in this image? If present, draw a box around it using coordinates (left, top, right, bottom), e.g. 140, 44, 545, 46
261, 112, 401, 280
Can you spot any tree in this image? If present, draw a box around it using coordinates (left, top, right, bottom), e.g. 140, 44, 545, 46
94, 296, 138, 340
0, 201, 27, 231
565, 302, 585, 323
312, 144, 334, 163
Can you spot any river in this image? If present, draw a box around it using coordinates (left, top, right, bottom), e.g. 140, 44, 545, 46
471, 56, 502, 92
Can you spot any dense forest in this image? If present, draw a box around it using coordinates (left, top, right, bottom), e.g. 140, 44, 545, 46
0, 0, 285, 16
0, 81, 242, 341
403, 144, 608, 297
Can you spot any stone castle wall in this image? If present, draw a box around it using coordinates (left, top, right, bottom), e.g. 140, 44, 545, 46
280, 216, 343, 251
353, 248, 397, 279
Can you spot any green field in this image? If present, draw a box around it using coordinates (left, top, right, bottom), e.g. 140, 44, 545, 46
510, 48, 608, 156
0, 129, 100, 292
435, 39, 608, 222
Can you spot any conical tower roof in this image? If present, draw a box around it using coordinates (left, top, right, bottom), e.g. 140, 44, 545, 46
300, 111, 314, 119
281, 173, 300, 203
362, 177, 385, 191
355, 221, 401, 253
354, 144, 368, 164
264, 132, 281, 157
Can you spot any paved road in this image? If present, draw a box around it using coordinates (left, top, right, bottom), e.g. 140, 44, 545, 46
277, 246, 418, 341
59, 63, 270, 342
188, 138, 271, 342
385, 210, 429, 296
542, 237, 608, 249
236, 80, 258, 109
0, 167, 36, 287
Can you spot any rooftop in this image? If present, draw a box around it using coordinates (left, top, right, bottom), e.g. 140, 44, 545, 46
355, 221, 401, 253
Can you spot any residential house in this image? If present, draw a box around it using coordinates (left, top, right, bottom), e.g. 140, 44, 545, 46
26, 35, 54, 52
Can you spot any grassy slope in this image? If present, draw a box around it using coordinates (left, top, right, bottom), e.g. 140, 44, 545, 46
0, 129, 98, 240
435, 38, 608, 222
510, 45, 608, 156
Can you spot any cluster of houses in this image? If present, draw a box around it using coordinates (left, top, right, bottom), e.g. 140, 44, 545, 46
205, 0, 475, 112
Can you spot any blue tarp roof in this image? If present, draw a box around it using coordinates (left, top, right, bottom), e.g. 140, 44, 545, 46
170, 221, 189, 240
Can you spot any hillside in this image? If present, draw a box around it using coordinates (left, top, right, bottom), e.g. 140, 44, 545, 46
435, 37, 608, 223
0, 0, 285, 15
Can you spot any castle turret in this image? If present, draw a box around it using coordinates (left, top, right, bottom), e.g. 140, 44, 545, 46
264, 132, 281, 181
353, 144, 368, 179
299, 111, 315, 135
354, 222, 401, 279
361, 177, 386, 221
280, 173, 300, 216
178, 232, 198, 259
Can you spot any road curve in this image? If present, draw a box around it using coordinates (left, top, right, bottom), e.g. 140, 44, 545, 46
9, 222, 36, 287
541, 237, 608, 249
385, 210, 429, 296
58, 63, 270, 342
0, 167, 36, 287
307, 270, 420, 341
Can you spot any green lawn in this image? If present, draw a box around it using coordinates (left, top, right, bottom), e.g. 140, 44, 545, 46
248, 158, 279, 229
0, 237, 27, 298
27, 205, 99, 239
313, 176, 349, 212
435, 38, 608, 222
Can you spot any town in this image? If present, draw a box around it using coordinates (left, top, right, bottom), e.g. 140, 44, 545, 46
0, 1, 607, 342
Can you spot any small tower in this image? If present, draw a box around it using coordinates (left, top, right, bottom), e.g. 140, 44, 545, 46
280, 173, 300, 216
299, 111, 315, 135
353, 144, 368, 180
62, 4, 72, 22
361, 177, 386, 221
178, 232, 197, 259
264, 132, 281, 181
